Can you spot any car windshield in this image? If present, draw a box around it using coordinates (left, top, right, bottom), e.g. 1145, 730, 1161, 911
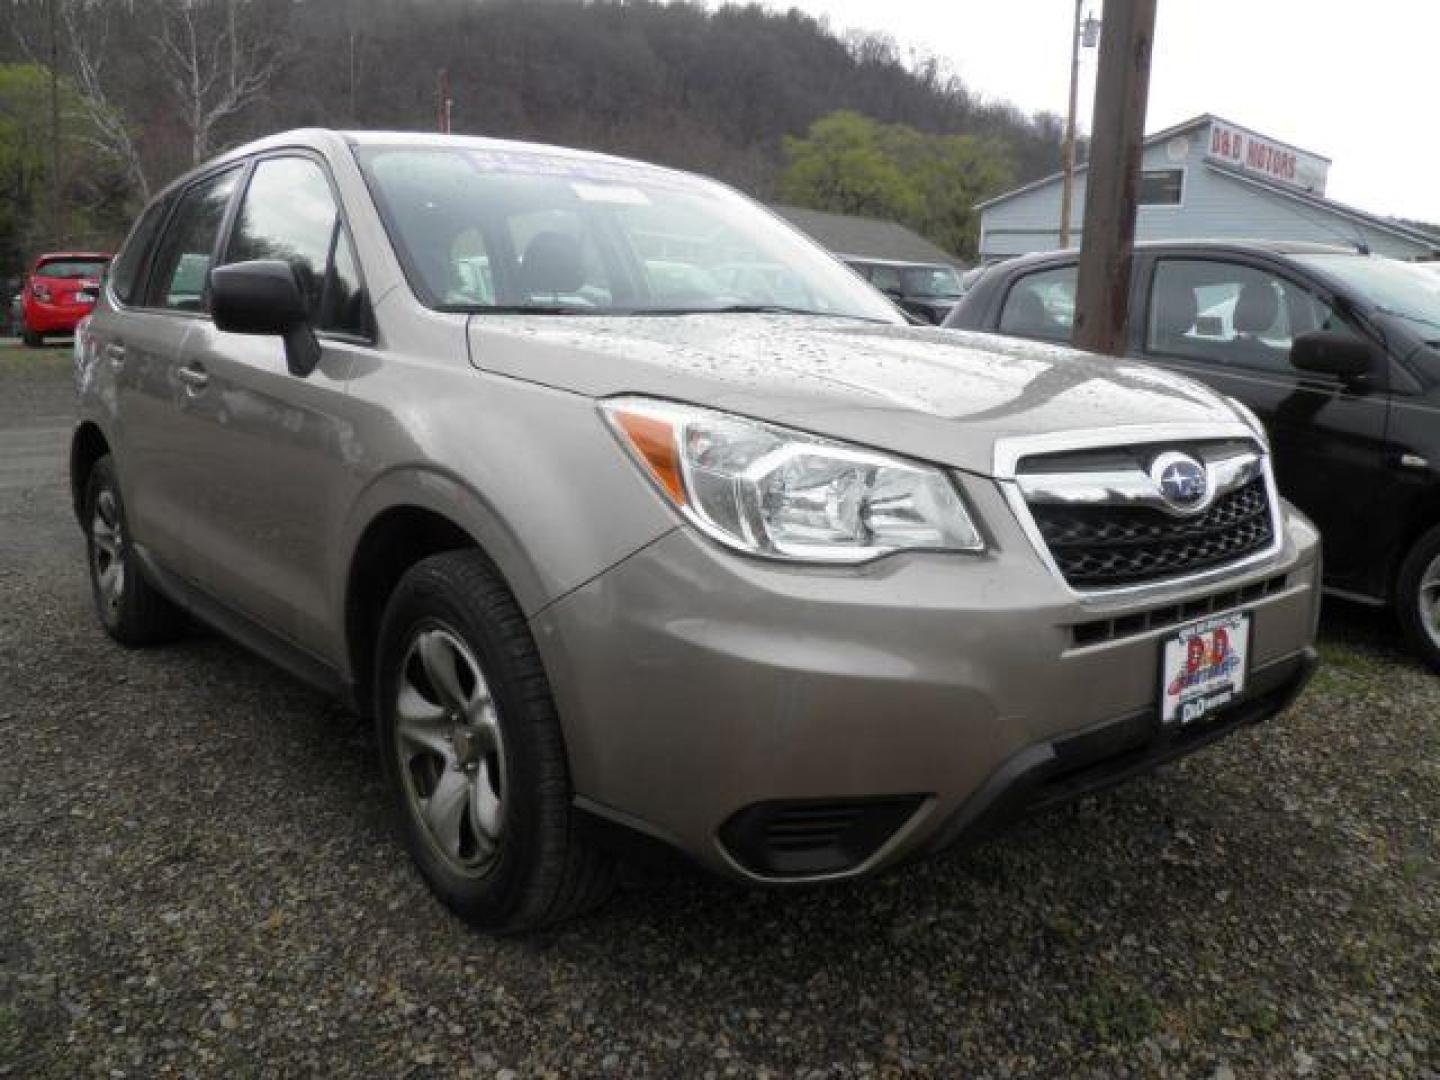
355, 145, 901, 322
900, 265, 962, 298
1294, 253, 1440, 332
36, 258, 107, 280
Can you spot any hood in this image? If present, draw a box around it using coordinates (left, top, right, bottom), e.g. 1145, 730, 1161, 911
466, 314, 1245, 476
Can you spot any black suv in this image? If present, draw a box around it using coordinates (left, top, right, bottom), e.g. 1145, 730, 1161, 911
947, 240, 1440, 670
845, 258, 963, 324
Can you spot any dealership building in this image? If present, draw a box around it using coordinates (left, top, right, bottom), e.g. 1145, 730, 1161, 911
977, 114, 1440, 262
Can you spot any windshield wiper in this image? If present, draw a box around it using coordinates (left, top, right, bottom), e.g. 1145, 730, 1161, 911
439, 303, 595, 315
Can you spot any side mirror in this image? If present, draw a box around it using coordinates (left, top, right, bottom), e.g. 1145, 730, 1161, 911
209, 260, 321, 378
1289, 330, 1375, 381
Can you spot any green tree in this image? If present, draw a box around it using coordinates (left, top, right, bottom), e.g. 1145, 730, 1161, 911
779, 111, 924, 225
780, 110, 1016, 260
0, 63, 126, 275
0, 64, 58, 271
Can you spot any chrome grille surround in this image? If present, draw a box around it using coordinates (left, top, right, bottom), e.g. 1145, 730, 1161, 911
992, 422, 1286, 602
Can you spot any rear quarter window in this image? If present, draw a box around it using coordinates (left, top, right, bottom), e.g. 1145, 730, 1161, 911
108, 200, 170, 305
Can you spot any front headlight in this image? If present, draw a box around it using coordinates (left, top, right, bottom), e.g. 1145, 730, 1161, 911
602, 397, 983, 563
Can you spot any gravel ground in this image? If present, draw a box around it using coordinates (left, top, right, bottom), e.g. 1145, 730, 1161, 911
1, 344, 1436, 1078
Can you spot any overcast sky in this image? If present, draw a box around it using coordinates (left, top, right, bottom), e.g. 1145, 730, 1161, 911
756, 1, 1440, 224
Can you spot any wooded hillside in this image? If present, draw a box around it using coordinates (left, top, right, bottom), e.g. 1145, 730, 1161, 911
1, 0, 1064, 271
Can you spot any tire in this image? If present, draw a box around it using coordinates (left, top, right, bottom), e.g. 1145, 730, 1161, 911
1396, 523, 1440, 675
375, 550, 615, 931
21, 327, 42, 348
83, 455, 185, 646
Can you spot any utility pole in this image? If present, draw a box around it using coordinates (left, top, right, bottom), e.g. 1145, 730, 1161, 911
1058, 0, 1083, 249
1059, 5, 1101, 248
437, 69, 452, 134
1071, 0, 1157, 357
48, 0, 63, 247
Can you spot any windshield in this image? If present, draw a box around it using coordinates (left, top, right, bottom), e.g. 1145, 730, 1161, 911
355, 145, 901, 322
1294, 253, 1440, 331
900, 265, 962, 298
36, 258, 108, 280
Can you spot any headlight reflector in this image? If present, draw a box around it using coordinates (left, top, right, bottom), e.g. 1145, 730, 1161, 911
604, 398, 982, 562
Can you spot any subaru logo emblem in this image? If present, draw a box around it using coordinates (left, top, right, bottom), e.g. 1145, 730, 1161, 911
1150, 452, 1210, 513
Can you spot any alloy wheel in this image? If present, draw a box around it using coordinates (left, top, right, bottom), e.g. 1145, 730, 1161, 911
91, 488, 126, 614
1418, 553, 1440, 653
393, 625, 507, 877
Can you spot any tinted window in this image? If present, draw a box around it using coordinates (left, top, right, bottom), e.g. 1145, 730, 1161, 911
1147, 259, 1351, 374
109, 200, 168, 305
999, 264, 1077, 342
900, 266, 962, 298
867, 265, 903, 293
147, 168, 241, 311
1140, 169, 1184, 206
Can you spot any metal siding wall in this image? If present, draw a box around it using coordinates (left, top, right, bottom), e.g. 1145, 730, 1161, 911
979, 129, 1431, 260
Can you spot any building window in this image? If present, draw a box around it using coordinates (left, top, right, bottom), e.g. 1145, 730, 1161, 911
1140, 169, 1184, 206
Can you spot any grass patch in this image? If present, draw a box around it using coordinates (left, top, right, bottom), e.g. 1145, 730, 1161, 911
0, 344, 70, 372
1069, 976, 1162, 1045
0, 1004, 20, 1058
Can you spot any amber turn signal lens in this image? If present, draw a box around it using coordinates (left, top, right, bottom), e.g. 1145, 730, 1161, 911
609, 409, 688, 506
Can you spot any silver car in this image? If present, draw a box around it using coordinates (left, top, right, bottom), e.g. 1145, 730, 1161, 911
72, 131, 1321, 930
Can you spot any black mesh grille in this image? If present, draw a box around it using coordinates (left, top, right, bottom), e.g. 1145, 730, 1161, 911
1030, 477, 1274, 589
719, 796, 925, 877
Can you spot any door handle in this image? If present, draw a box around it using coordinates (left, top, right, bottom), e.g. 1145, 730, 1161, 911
177, 364, 210, 392
104, 343, 126, 371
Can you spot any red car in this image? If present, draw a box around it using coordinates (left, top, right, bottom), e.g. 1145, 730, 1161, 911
20, 252, 111, 346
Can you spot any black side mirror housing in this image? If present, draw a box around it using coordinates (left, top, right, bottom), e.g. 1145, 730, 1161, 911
209, 260, 321, 378
1289, 329, 1375, 381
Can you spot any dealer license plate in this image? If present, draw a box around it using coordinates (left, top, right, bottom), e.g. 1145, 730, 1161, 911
1159, 612, 1250, 726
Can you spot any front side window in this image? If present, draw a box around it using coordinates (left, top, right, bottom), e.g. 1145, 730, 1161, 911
146, 167, 241, 311
222, 156, 369, 337
354, 145, 900, 322
1147, 259, 1350, 373
998, 264, 1077, 342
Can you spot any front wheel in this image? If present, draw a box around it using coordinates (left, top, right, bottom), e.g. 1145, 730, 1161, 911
21, 326, 42, 348
375, 551, 615, 931
1396, 523, 1440, 674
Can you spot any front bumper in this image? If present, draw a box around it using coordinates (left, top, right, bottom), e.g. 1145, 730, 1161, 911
532, 490, 1322, 883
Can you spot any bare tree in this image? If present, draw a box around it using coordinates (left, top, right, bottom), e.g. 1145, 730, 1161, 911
153, 0, 283, 165
60, 0, 151, 200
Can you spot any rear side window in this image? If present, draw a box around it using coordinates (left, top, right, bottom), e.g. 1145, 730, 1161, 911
36, 258, 108, 280
999, 265, 1077, 342
224, 156, 368, 336
109, 200, 169, 305
146, 167, 241, 312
